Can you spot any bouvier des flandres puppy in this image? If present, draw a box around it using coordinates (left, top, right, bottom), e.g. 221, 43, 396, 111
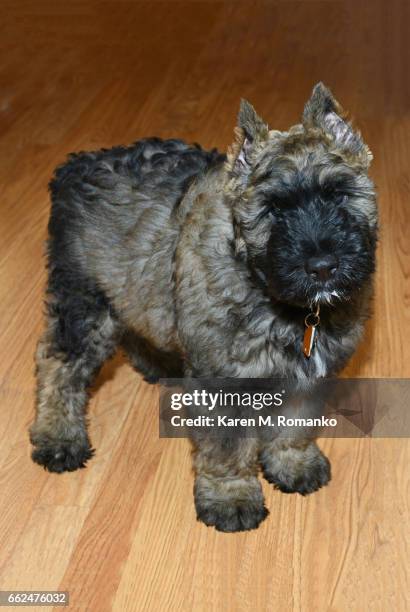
30, 83, 377, 532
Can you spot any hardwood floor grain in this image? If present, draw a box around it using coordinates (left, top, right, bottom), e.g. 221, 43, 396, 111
0, 1, 408, 610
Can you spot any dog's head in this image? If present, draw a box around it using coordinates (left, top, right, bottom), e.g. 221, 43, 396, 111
226, 82, 378, 308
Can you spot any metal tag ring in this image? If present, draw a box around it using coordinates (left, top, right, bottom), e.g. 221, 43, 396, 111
305, 313, 320, 327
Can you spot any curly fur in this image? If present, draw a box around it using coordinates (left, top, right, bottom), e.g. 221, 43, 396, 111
30, 83, 378, 532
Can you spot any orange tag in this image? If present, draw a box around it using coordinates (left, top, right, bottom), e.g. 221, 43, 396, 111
303, 325, 317, 358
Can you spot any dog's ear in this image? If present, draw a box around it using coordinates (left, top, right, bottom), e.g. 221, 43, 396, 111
238, 99, 269, 143
226, 99, 269, 178
303, 83, 372, 165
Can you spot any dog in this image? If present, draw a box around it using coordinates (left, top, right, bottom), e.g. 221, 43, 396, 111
30, 83, 378, 531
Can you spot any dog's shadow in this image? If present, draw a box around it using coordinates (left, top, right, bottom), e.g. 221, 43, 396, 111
91, 350, 131, 394
341, 319, 375, 377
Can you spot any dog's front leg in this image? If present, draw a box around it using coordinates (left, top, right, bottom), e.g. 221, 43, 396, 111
259, 437, 331, 495
193, 436, 268, 532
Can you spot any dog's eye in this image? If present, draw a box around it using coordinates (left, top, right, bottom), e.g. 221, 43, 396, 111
334, 193, 348, 205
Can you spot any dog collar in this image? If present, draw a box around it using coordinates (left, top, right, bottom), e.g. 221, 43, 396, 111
303, 304, 320, 358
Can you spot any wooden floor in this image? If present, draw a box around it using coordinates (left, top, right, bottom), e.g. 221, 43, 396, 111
0, 1, 409, 610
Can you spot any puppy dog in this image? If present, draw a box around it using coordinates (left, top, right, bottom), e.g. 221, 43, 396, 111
31, 83, 377, 531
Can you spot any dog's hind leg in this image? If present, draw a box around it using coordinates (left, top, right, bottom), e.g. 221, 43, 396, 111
30, 281, 121, 473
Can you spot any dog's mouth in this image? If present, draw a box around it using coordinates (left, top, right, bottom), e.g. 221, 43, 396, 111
265, 272, 352, 309
305, 279, 347, 306
308, 289, 347, 308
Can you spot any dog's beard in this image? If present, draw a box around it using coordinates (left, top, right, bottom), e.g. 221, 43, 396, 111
264, 271, 349, 307
261, 258, 374, 308
311, 288, 343, 306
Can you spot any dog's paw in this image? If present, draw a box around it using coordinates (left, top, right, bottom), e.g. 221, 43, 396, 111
194, 476, 268, 532
31, 440, 94, 473
261, 443, 331, 495
196, 498, 269, 533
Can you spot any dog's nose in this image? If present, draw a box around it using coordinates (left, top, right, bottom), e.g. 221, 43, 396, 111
305, 254, 338, 281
